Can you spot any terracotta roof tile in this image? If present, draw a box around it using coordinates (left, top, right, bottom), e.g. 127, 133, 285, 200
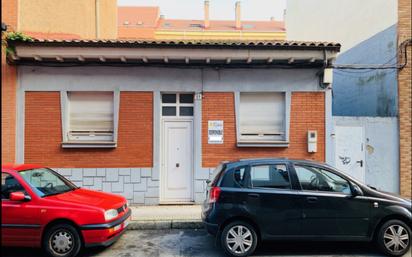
9, 37, 341, 51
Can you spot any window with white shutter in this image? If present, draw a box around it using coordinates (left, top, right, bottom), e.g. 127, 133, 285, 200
67, 92, 114, 142
238, 92, 287, 145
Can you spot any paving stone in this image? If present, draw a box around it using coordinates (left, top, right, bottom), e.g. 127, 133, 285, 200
70, 169, 83, 181
123, 183, 134, 199
147, 178, 159, 188
133, 193, 145, 204
83, 177, 94, 186
124, 175, 131, 183
119, 168, 131, 176
145, 187, 159, 198
93, 177, 103, 190
57, 168, 72, 177
112, 177, 124, 193
130, 168, 141, 183
83, 168, 96, 177
102, 182, 112, 192
96, 168, 106, 177
151, 167, 160, 181
141, 168, 151, 178
74, 181, 83, 187
106, 168, 119, 182
133, 178, 147, 192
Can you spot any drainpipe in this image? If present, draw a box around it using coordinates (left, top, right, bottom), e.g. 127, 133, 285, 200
95, 0, 100, 38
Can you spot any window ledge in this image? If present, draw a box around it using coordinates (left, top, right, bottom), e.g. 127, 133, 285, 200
61, 141, 117, 148
237, 141, 289, 148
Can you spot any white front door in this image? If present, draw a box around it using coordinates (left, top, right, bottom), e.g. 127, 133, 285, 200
161, 120, 193, 202
335, 126, 365, 182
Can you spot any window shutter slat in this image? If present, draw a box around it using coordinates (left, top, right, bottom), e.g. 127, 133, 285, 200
239, 92, 285, 135
69, 92, 114, 132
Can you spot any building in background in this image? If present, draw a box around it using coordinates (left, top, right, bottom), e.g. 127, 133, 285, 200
1, 0, 117, 165
286, 0, 411, 198
398, 0, 411, 198
18, 0, 117, 39
118, 1, 285, 40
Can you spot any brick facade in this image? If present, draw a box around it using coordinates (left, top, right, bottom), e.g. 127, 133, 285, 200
202, 92, 325, 167
398, 0, 411, 198
1, 0, 18, 164
24, 91, 153, 168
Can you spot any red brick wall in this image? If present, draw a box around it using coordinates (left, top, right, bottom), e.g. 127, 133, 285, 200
398, 0, 411, 198
1, 0, 18, 164
202, 92, 325, 167
24, 91, 153, 167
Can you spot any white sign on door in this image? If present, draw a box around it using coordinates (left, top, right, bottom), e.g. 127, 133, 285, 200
208, 120, 223, 144
335, 126, 365, 182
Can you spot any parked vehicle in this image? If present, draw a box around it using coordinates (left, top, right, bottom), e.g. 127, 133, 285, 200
202, 159, 411, 257
1, 164, 131, 257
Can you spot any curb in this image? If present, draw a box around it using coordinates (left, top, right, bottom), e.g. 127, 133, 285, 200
128, 220, 203, 230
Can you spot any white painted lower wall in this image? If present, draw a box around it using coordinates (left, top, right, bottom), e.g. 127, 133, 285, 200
54, 167, 216, 205
332, 116, 399, 193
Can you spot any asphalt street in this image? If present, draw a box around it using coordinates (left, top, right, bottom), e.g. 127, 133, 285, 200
2, 229, 411, 257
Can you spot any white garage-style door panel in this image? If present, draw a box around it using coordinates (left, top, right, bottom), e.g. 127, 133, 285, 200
335, 126, 365, 182
161, 121, 193, 202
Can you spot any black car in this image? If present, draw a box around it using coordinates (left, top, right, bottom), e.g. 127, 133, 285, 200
201, 158, 411, 257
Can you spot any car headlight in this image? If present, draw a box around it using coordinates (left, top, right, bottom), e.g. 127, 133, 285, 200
104, 209, 118, 221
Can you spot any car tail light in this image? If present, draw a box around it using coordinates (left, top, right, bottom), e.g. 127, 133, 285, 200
209, 186, 221, 203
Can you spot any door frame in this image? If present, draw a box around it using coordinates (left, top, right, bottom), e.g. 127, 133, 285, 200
160, 118, 195, 203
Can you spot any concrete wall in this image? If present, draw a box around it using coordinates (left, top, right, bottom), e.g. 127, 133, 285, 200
286, 0, 398, 117
333, 117, 399, 193
18, 0, 117, 39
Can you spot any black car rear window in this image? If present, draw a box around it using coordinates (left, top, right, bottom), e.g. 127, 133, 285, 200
210, 163, 226, 186
220, 166, 248, 188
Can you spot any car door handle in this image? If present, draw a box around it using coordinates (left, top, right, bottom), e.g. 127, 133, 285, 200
306, 196, 318, 203
248, 193, 260, 198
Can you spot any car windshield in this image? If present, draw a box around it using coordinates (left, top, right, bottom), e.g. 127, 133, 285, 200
19, 168, 77, 197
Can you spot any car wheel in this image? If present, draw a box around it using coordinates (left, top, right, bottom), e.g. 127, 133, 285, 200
43, 223, 82, 257
377, 219, 411, 257
220, 221, 258, 257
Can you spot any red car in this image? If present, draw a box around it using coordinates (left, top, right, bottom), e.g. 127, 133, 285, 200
1, 164, 131, 257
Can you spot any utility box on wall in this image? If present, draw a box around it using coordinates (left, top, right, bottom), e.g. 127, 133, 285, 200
307, 130, 317, 153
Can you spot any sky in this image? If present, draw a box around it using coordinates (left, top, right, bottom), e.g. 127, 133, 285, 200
117, 0, 287, 21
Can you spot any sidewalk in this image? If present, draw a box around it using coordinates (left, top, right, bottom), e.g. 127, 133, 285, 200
128, 205, 203, 230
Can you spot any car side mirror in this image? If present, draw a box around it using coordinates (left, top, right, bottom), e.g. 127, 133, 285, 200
9, 191, 31, 202
350, 183, 363, 197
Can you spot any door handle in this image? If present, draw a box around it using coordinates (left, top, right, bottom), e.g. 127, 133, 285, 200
356, 160, 363, 167
248, 193, 260, 198
306, 196, 318, 203
176, 163, 180, 168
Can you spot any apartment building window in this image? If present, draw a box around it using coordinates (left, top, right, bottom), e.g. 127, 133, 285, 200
62, 91, 118, 148
236, 92, 289, 147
